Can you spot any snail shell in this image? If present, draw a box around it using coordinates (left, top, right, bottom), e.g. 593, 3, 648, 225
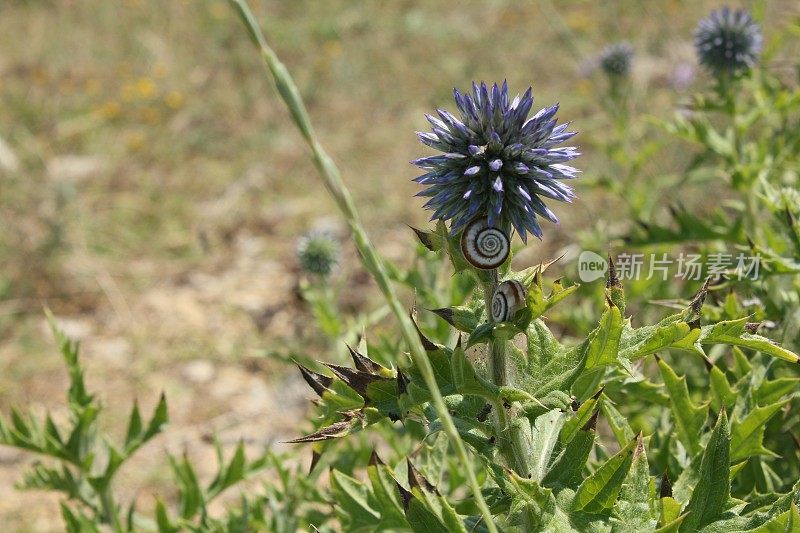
491, 280, 527, 322
460, 218, 510, 270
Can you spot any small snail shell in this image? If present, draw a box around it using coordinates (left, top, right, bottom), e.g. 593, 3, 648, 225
460, 218, 510, 270
491, 280, 527, 322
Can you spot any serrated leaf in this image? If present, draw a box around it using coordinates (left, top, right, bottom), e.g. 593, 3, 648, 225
287, 410, 368, 443
450, 344, 497, 398
749, 502, 800, 533
730, 400, 788, 462
680, 411, 730, 532
331, 470, 380, 532
619, 313, 694, 361
526, 267, 579, 320
659, 497, 682, 527
543, 421, 595, 490
401, 462, 456, 533
655, 512, 687, 533
709, 365, 738, 413
601, 400, 636, 447
404, 495, 451, 533
430, 306, 481, 333
658, 358, 708, 456
527, 409, 566, 483
755, 377, 800, 405
699, 318, 799, 364
560, 389, 602, 444
367, 452, 408, 529
466, 322, 495, 348
612, 436, 657, 531
502, 470, 563, 530
586, 304, 624, 369
510, 319, 589, 398
574, 436, 638, 514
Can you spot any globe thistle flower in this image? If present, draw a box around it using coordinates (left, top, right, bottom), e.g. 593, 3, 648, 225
694, 7, 762, 76
297, 231, 339, 277
599, 42, 634, 78
412, 81, 579, 242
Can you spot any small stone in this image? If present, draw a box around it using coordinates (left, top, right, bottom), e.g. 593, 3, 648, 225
182, 360, 216, 384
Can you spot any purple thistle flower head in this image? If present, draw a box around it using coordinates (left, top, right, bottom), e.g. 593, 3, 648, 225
412, 81, 579, 242
694, 7, 762, 76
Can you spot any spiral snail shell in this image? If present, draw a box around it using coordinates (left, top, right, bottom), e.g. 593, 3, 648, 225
460, 218, 510, 270
491, 280, 527, 323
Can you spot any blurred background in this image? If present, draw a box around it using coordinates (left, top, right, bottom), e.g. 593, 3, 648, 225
1, 0, 798, 529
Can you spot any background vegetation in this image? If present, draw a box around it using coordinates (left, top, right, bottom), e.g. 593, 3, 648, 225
1, 0, 799, 530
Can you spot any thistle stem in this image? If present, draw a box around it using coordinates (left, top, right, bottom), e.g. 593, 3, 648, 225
482, 274, 508, 387
483, 272, 526, 477
228, 2, 497, 530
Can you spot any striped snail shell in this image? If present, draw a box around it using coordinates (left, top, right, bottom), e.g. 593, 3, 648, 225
491, 280, 527, 323
460, 218, 510, 270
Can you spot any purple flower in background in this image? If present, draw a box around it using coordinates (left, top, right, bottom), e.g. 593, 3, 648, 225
694, 7, 762, 76
412, 81, 579, 241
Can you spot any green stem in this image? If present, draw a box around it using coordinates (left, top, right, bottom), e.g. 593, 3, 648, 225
98, 488, 123, 533
482, 273, 507, 387
228, 2, 497, 530
721, 75, 759, 241
482, 273, 528, 476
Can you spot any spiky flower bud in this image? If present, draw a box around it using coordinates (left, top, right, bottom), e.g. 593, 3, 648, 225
412, 81, 580, 242
599, 42, 634, 78
297, 231, 339, 277
694, 7, 762, 76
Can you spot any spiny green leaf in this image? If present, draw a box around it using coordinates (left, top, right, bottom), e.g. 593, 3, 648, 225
46, 309, 95, 409
659, 497, 682, 528
430, 306, 482, 333
586, 304, 624, 369
699, 318, 799, 364
601, 400, 636, 447
619, 315, 695, 361
708, 364, 738, 413
755, 377, 800, 405
286, 409, 371, 443
730, 400, 788, 462
527, 409, 566, 483
525, 266, 580, 320
367, 452, 408, 530
655, 512, 687, 533
543, 415, 596, 490
511, 319, 589, 398
612, 436, 657, 531
574, 436, 638, 514
466, 322, 495, 348
560, 389, 602, 444
748, 502, 800, 533
450, 344, 498, 398
401, 461, 457, 533
680, 410, 731, 532
330, 469, 380, 531
658, 358, 708, 456
503, 470, 562, 530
